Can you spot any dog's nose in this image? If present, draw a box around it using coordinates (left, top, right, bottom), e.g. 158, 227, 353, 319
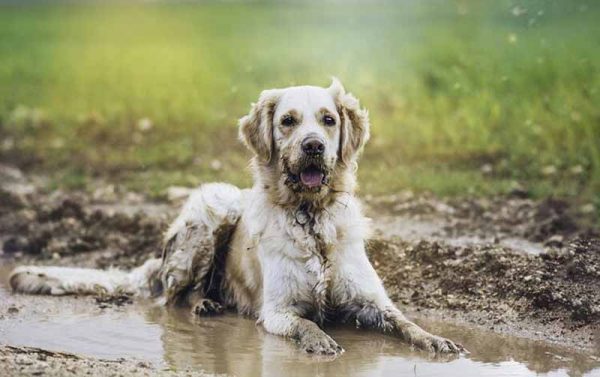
302, 137, 325, 156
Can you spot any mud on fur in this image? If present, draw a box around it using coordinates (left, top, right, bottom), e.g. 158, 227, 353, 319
9, 79, 464, 356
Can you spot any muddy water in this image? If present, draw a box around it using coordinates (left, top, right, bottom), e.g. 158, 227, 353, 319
0, 274, 599, 376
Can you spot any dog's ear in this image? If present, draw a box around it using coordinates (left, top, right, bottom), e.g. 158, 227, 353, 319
328, 78, 370, 166
238, 89, 282, 163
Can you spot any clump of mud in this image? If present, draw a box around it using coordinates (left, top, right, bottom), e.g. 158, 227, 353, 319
95, 292, 134, 308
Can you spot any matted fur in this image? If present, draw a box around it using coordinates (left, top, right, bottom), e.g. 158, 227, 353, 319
10, 79, 463, 356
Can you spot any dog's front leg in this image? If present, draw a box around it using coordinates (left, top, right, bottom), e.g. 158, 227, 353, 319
260, 308, 343, 356
259, 254, 343, 356
355, 304, 463, 353
335, 242, 464, 353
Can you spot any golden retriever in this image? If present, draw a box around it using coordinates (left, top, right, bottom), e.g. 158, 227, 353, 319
10, 79, 462, 356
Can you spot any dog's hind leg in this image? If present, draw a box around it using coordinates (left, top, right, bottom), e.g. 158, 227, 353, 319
160, 183, 243, 312
10, 258, 162, 297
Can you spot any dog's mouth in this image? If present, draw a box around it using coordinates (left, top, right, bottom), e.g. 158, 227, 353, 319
299, 165, 325, 188
285, 162, 328, 190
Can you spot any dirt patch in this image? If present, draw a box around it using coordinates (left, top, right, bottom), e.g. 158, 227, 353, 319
367, 192, 597, 248
1, 164, 599, 353
0, 164, 171, 269
372, 237, 600, 325
363, 191, 600, 351
367, 237, 600, 350
0, 346, 217, 377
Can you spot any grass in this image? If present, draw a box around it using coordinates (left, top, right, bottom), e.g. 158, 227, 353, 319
0, 1, 598, 212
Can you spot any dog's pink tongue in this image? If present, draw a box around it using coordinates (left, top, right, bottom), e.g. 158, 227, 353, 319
300, 169, 324, 188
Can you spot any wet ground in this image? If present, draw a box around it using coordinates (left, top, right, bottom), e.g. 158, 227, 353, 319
1, 276, 599, 377
366, 194, 600, 353
1, 164, 600, 375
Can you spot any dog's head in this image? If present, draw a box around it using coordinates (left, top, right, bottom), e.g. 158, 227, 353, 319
239, 78, 370, 207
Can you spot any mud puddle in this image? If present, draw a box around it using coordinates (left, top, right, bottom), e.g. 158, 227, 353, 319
2, 165, 600, 375
1, 275, 599, 376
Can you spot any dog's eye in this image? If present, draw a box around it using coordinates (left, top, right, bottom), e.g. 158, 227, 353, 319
281, 115, 296, 127
323, 115, 336, 126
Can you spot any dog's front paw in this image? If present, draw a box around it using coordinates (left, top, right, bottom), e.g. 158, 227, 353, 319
298, 330, 344, 356
407, 327, 464, 354
191, 298, 224, 316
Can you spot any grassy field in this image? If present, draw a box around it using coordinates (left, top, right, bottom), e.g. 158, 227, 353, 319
0, 1, 598, 211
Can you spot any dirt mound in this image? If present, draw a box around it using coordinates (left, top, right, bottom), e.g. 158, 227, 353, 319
368, 236, 600, 329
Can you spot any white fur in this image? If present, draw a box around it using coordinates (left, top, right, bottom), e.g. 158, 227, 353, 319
10, 80, 461, 355
165, 182, 243, 241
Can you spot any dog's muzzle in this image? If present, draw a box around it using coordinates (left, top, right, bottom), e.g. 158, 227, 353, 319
294, 137, 327, 189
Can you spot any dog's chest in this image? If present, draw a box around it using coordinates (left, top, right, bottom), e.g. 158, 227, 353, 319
285, 212, 339, 321
253, 201, 355, 321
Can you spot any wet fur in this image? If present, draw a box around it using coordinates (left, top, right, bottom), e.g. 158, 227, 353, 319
9, 79, 462, 356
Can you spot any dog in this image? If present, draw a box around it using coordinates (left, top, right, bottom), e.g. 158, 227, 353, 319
10, 79, 463, 356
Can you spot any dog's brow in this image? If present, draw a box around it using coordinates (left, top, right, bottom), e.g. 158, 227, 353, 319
317, 107, 333, 115
281, 109, 301, 121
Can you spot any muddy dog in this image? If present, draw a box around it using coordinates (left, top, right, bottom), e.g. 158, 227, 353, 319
10, 79, 463, 356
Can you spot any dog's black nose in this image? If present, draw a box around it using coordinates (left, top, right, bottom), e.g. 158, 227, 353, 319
302, 137, 325, 156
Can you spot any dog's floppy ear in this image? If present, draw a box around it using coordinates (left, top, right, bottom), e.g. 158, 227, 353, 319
328, 78, 370, 166
238, 89, 283, 163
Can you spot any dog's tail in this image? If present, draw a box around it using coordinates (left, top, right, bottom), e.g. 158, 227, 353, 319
9, 258, 163, 297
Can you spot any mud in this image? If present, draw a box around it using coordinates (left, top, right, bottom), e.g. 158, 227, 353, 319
0, 346, 215, 377
367, 191, 597, 250
0, 163, 172, 269
368, 238, 600, 351
1, 164, 600, 373
0, 280, 598, 377
365, 191, 600, 351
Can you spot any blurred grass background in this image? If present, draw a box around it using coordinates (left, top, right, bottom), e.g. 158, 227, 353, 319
0, 0, 598, 210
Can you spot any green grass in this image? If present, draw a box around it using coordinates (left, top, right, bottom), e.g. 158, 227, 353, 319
0, 1, 598, 210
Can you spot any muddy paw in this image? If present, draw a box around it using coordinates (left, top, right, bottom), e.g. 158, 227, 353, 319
410, 330, 465, 354
299, 331, 344, 356
191, 298, 224, 316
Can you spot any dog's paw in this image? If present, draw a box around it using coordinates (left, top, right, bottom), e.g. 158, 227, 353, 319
408, 328, 465, 354
298, 331, 344, 356
191, 298, 224, 316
